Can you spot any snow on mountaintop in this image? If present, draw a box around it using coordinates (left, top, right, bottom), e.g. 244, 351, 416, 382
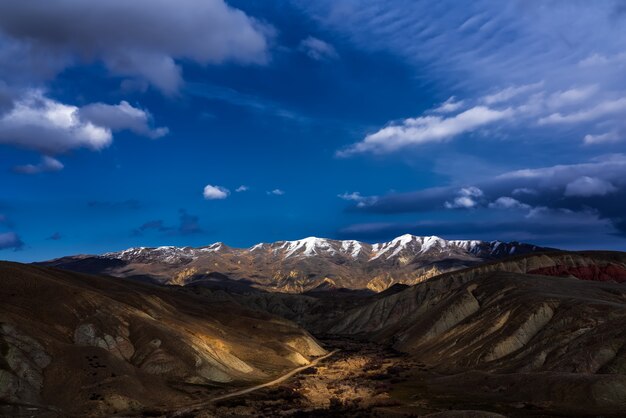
341, 240, 364, 258
369, 234, 485, 260
103, 234, 535, 263
280, 237, 337, 258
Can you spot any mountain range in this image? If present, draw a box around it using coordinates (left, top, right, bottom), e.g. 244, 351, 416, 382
40, 234, 547, 292
3, 240, 626, 416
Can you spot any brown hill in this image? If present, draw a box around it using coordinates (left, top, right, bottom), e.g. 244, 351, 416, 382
0, 262, 325, 417
320, 251, 626, 415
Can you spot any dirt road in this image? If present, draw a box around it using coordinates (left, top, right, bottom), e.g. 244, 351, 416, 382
169, 349, 340, 417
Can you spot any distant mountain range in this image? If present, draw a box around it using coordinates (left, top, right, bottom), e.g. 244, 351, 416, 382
39, 234, 549, 292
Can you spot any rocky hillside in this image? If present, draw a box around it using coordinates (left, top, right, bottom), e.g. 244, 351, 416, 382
0, 262, 325, 417
317, 251, 626, 414
39, 234, 547, 293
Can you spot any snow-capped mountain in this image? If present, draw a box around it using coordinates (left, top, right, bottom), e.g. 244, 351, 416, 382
41, 235, 549, 292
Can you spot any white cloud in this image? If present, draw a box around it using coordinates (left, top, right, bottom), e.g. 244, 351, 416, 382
583, 131, 621, 145
0, 0, 271, 94
512, 187, 537, 196
488, 196, 530, 210
203, 184, 230, 200
267, 189, 285, 196
538, 97, 626, 125
79, 101, 168, 139
13, 156, 64, 174
433, 97, 465, 113
482, 82, 543, 105
445, 186, 483, 209
303, 2, 626, 150
235, 185, 249, 192
338, 191, 378, 207
564, 176, 617, 197
579, 52, 626, 68
299, 36, 338, 61
0, 90, 111, 154
339, 106, 514, 155
546, 86, 597, 109
0, 90, 167, 156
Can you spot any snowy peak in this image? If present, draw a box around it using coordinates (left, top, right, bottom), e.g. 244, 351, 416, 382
279, 237, 337, 258
370, 235, 489, 261
102, 234, 544, 264
47, 234, 550, 293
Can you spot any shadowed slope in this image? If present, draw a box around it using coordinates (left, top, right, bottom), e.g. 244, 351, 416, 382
0, 262, 325, 417
324, 255, 626, 415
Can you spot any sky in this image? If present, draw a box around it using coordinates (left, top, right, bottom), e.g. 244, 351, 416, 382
1, 0, 626, 262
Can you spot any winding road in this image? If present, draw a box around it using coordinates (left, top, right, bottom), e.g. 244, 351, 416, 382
170, 349, 340, 417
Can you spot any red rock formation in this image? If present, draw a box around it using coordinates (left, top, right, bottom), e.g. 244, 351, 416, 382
529, 264, 626, 283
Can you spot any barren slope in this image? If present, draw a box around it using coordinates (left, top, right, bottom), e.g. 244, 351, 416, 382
321, 252, 626, 415
0, 262, 325, 417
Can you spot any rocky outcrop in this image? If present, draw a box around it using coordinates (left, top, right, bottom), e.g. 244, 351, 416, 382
0, 323, 51, 404
529, 263, 626, 282
326, 266, 626, 374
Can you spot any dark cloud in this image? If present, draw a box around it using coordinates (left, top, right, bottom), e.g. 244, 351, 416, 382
177, 209, 203, 235
87, 199, 142, 210
47, 232, 62, 241
0, 231, 24, 251
0, 0, 271, 94
0, 83, 14, 114
131, 220, 172, 237
337, 208, 615, 248
131, 210, 203, 237
347, 154, 626, 235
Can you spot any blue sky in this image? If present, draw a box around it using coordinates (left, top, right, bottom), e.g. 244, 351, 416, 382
1, 0, 626, 262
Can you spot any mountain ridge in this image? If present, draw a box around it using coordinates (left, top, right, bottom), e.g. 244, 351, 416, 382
39, 234, 550, 293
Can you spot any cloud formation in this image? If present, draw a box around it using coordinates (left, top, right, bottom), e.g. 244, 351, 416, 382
488, 196, 531, 210
337, 209, 615, 249
564, 176, 617, 198
343, 154, 626, 236
132, 220, 171, 236
338, 192, 378, 208
47, 232, 62, 241
339, 106, 513, 155
132, 210, 203, 237
177, 209, 203, 235
13, 156, 63, 174
301, 1, 626, 153
235, 185, 249, 192
0, 0, 271, 93
0, 231, 23, 251
0, 90, 167, 156
299, 36, 338, 61
445, 187, 484, 209
267, 189, 285, 196
203, 184, 230, 200
0, 90, 111, 154
79, 101, 168, 139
